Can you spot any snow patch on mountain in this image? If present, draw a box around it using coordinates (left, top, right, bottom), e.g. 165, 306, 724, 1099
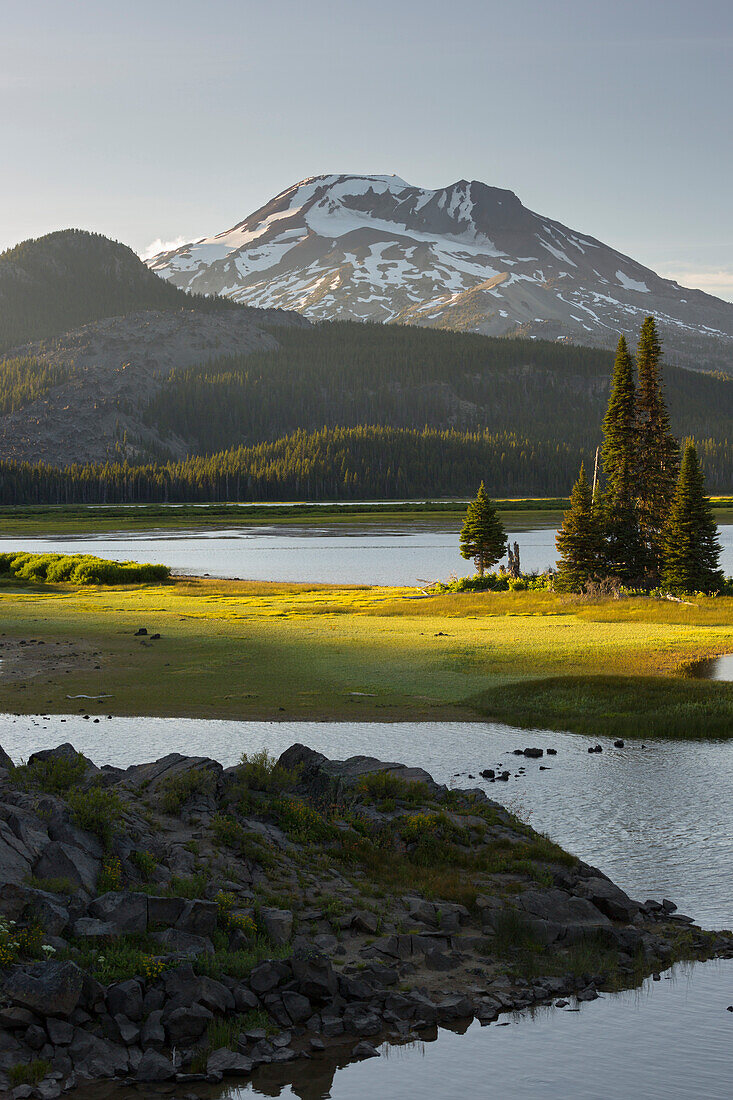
147, 173, 733, 367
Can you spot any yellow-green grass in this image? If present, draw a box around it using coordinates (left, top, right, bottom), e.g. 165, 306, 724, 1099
0, 578, 730, 737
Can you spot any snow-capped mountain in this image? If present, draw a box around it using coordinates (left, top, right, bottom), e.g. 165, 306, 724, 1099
147, 174, 733, 368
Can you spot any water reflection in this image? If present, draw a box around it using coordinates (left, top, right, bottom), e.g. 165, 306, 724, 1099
685, 654, 733, 681
0, 520, 730, 586
185, 962, 733, 1100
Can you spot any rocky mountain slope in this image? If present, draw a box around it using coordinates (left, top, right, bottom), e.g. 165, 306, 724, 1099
1, 741, 728, 1095
0, 308, 307, 466
147, 174, 733, 372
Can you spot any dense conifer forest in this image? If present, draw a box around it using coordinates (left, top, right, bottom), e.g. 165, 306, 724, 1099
0, 424, 729, 506
141, 322, 732, 478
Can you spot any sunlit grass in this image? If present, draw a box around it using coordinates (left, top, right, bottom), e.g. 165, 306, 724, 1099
0, 576, 730, 736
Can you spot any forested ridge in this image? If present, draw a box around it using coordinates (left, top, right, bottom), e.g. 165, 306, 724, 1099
0, 425, 729, 505
142, 322, 733, 471
0, 229, 237, 353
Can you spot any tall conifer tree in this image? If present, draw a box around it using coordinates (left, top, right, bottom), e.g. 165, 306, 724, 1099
634, 317, 679, 578
661, 442, 723, 593
600, 335, 642, 581
555, 463, 603, 591
459, 482, 507, 576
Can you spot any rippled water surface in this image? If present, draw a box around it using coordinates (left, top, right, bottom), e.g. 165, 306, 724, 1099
2, 519, 731, 584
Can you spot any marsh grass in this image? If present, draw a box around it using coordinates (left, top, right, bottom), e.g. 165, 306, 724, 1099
475, 675, 733, 739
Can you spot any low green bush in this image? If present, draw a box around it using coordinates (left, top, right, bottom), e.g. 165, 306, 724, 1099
0, 551, 170, 586
159, 769, 216, 814
237, 749, 299, 793
10, 751, 88, 794
66, 787, 123, 849
432, 571, 550, 593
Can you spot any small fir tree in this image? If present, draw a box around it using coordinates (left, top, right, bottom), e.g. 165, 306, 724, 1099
661, 442, 723, 594
634, 316, 679, 578
459, 483, 507, 576
555, 463, 603, 591
600, 334, 643, 581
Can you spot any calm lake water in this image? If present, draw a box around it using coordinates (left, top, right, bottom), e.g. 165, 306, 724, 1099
3, 519, 732, 586
3, 714, 731, 1098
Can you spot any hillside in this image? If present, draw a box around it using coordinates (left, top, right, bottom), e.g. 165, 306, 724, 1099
0, 229, 247, 353
147, 174, 733, 373
0, 321, 730, 495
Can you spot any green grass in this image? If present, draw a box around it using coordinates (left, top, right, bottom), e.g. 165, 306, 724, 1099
474, 674, 733, 739
0, 575, 730, 738
0, 499, 570, 536
9, 1060, 52, 1087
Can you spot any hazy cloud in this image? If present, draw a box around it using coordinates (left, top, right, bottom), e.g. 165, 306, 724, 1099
140, 237, 187, 260
656, 266, 733, 303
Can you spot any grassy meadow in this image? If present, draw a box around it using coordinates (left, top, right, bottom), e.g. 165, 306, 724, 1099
0, 576, 730, 738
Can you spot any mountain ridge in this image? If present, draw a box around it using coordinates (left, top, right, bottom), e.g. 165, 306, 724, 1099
147, 174, 733, 372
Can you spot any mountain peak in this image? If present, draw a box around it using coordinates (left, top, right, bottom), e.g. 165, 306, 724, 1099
147, 174, 733, 370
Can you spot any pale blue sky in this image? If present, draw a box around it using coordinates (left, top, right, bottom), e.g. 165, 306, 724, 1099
1, 0, 731, 299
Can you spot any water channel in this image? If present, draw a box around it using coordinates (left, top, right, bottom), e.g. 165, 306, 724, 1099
1, 518, 731, 586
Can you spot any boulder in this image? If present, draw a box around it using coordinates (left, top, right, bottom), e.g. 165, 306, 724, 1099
176, 898, 218, 936
106, 980, 143, 1022
0, 819, 40, 886
292, 952, 338, 1003
146, 895, 187, 926
136, 1048, 176, 1082
33, 841, 99, 893
162, 1003, 212, 1044
73, 919, 116, 939
46, 1018, 74, 1045
0, 743, 13, 769
249, 961, 284, 995
88, 892, 147, 934
206, 1048, 253, 1076
282, 990, 312, 1024
153, 928, 213, 956
575, 877, 641, 922
260, 907, 293, 946
68, 1028, 129, 1078
140, 1009, 165, 1049
4, 960, 84, 1018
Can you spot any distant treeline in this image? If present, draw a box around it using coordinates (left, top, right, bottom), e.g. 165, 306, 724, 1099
0, 426, 729, 505
141, 321, 733, 456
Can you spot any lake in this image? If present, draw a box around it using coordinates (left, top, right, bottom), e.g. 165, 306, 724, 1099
1, 518, 732, 585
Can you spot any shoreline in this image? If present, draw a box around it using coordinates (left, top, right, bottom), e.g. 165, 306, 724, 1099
1, 742, 730, 1096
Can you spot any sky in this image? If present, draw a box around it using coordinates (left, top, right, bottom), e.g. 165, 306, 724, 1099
1, 0, 731, 300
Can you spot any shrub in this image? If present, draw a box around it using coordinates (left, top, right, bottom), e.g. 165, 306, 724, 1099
215, 890, 257, 937
210, 813, 275, 866
25, 875, 76, 895
271, 796, 334, 843
0, 551, 170, 586
192, 940, 291, 981
130, 849, 157, 881
97, 856, 122, 893
237, 750, 298, 793
159, 769, 216, 814
66, 787, 123, 849
10, 751, 88, 794
356, 771, 430, 806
